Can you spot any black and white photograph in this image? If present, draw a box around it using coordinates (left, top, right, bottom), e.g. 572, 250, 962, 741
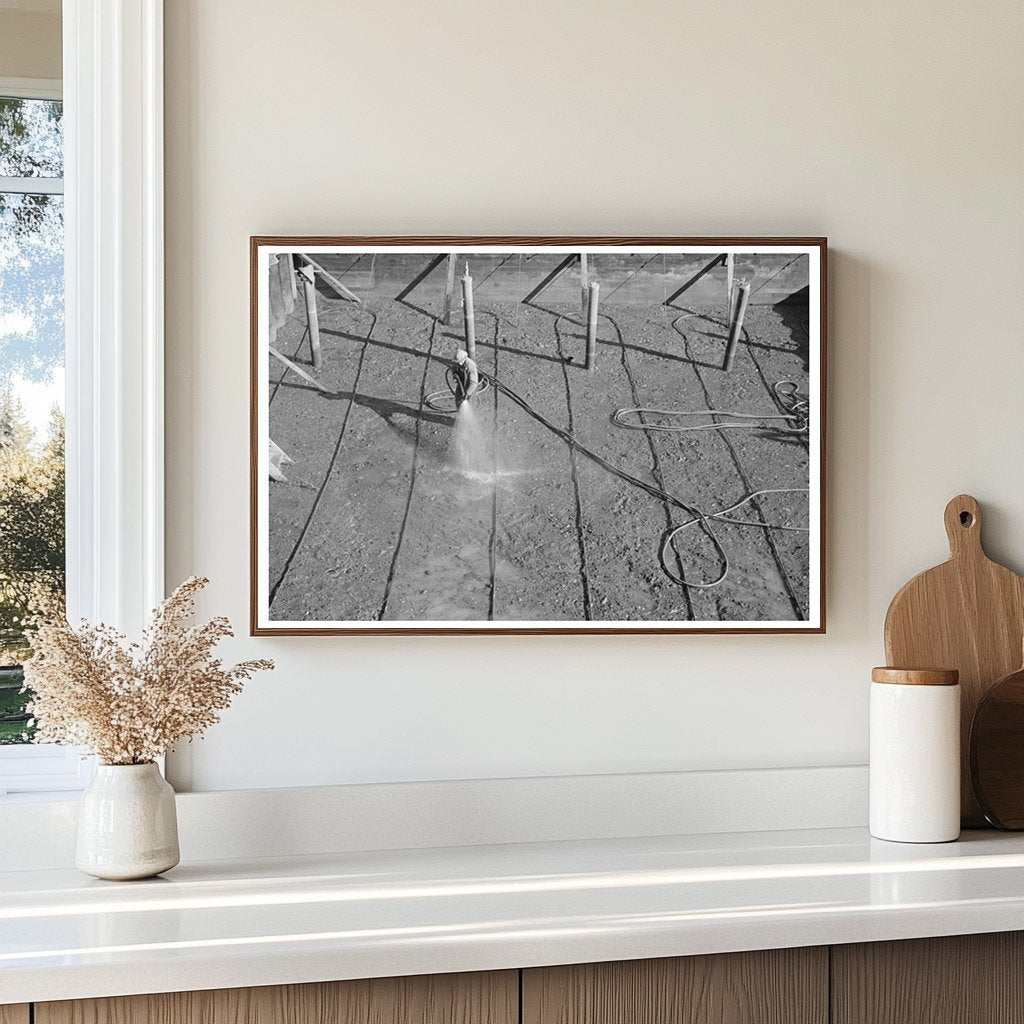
251, 239, 825, 634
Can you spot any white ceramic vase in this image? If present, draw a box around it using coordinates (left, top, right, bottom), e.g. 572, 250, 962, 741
76, 762, 180, 880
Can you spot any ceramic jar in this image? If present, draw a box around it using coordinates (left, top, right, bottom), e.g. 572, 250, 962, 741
76, 762, 180, 880
870, 667, 960, 843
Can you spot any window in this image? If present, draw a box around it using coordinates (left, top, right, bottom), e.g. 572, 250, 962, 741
0, 79, 80, 795
0, 4, 166, 798
0, 87, 66, 737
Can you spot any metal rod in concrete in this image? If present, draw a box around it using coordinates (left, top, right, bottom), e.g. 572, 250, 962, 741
725, 252, 734, 319
580, 253, 589, 315
723, 280, 750, 372
585, 282, 600, 371
441, 253, 457, 324
461, 262, 476, 361
287, 254, 298, 302
299, 261, 322, 370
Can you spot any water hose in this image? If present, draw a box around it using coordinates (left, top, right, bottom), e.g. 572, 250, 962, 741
613, 380, 809, 436
425, 366, 490, 412
431, 364, 808, 590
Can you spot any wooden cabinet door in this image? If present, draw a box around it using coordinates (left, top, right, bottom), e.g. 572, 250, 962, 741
0, 1007, 29, 1024
832, 932, 1024, 1024
35, 971, 517, 1024
523, 948, 828, 1024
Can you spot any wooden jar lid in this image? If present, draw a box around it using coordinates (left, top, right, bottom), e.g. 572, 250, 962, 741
871, 667, 959, 686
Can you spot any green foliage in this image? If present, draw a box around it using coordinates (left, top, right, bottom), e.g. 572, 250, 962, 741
0, 665, 29, 743
0, 392, 64, 741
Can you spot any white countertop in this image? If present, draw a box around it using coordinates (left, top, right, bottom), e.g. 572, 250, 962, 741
4, 826, 1024, 1004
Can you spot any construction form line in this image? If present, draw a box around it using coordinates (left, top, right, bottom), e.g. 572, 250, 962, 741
604, 313, 696, 622
486, 314, 500, 620
552, 316, 594, 620
268, 309, 378, 611
678, 325, 806, 619
377, 320, 440, 621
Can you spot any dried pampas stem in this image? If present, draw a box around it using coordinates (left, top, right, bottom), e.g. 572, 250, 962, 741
23, 577, 274, 765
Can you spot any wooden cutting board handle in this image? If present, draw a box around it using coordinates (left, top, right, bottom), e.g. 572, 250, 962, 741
944, 494, 983, 558
885, 494, 1024, 827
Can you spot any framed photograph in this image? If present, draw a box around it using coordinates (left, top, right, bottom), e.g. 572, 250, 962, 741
251, 237, 826, 634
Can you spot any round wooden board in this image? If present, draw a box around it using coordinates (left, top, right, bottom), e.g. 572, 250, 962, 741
971, 663, 1024, 829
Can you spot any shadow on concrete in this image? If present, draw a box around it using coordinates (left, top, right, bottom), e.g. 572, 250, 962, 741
395, 253, 446, 319
523, 254, 578, 305
664, 254, 726, 309
774, 285, 811, 372
276, 377, 451, 430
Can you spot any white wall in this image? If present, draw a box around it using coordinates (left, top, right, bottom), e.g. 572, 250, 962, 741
163, 0, 1024, 791
0, 6, 61, 80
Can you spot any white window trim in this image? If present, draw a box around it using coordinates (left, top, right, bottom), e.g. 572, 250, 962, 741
0, 2, 165, 797
0, 76, 62, 101
0, 744, 92, 796
63, 0, 164, 632
0, 175, 63, 195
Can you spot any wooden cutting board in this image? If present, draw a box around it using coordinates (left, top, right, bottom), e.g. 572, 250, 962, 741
884, 494, 1024, 826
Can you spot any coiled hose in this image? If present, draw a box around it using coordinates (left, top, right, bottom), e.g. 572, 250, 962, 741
430, 365, 808, 590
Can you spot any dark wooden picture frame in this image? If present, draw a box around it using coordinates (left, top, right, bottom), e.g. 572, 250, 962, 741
251, 236, 827, 635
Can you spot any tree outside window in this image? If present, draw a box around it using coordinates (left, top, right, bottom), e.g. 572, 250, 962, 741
0, 94, 65, 744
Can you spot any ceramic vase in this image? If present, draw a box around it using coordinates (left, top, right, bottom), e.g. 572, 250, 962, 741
76, 762, 180, 880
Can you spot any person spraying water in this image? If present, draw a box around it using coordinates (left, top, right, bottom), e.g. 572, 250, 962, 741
448, 350, 485, 474
452, 348, 480, 408
422, 348, 492, 475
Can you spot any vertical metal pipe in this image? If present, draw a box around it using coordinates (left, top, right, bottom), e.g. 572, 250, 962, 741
300, 261, 322, 370
725, 252, 734, 320
580, 252, 589, 315
287, 253, 298, 303
723, 281, 750, 372
441, 252, 456, 324
461, 262, 476, 361
585, 282, 600, 371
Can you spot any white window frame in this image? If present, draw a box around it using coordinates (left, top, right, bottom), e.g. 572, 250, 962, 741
0, 77, 61, 101
0, 0, 164, 797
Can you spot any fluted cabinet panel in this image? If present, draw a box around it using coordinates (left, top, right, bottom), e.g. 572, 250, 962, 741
832, 933, 1024, 1024
522, 948, 828, 1024
35, 972, 517, 1024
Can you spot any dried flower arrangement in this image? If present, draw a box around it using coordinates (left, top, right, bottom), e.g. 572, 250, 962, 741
23, 577, 273, 765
